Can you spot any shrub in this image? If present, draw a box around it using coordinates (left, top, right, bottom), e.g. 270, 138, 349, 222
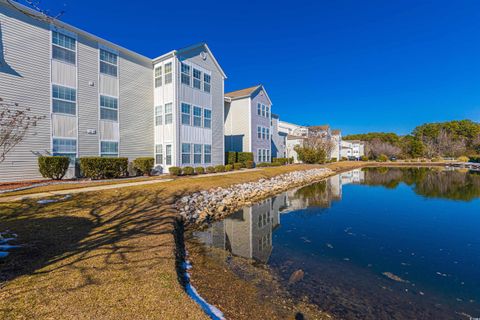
215, 165, 226, 173
256, 162, 271, 167
377, 154, 388, 162
183, 166, 195, 175
80, 157, 128, 179
330, 157, 337, 162
273, 157, 288, 165
360, 155, 369, 161
225, 151, 237, 165
245, 160, 254, 169
38, 156, 70, 180
271, 162, 282, 166
225, 164, 233, 171
457, 156, 469, 162
341, 157, 348, 161
288, 157, 294, 164
169, 166, 182, 176
195, 167, 205, 174
233, 162, 244, 170
237, 152, 254, 163
470, 156, 480, 163
431, 157, 443, 162
132, 157, 154, 176
206, 166, 216, 174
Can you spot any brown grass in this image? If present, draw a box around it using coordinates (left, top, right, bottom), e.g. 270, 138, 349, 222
0, 162, 379, 319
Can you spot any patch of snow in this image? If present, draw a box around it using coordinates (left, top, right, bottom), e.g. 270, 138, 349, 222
37, 194, 72, 204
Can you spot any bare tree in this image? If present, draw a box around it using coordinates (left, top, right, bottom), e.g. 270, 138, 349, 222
0, 98, 45, 163
295, 135, 335, 164
421, 129, 467, 158
5, 0, 65, 22
366, 139, 402, 159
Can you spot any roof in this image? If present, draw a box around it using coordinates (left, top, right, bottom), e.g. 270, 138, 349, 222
153, 43, 227, 79
287, 135, 306, 140
308, 125, 330, 131
225, 85, 262, 99
331, 129, 341, 135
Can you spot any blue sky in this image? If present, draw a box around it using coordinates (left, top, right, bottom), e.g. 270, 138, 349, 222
26, 0, 480, 135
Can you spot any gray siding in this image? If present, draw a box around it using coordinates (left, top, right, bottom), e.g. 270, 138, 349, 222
77, 35, 99, 156
250, 89, 271, 160
119, 54, 153, 160
0, 4, 51, 181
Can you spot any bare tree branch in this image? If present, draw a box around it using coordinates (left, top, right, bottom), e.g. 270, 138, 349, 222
5, 0, 65, 22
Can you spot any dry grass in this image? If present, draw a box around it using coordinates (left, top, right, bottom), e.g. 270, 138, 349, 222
0, 162, 369, 319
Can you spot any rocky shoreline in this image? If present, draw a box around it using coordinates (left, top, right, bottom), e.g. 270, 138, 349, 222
175, 168, 333, 224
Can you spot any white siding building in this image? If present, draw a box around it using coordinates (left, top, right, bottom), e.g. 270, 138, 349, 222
278, 120, 308, 163
341, 140, 365, 160
224, 85, 273, 163
0, 1, 226, 181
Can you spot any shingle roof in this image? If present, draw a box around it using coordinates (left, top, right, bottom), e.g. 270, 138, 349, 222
308, 125, 330, 131
225, 85, 262, 99
331, 129, 341, 135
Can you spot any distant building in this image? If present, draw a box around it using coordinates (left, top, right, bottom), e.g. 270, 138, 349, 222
224, 85, 273, 163
341, 140, 365, 160
271, 114, 286, 159
278, 121, 308, 163
330, 129, 342, 161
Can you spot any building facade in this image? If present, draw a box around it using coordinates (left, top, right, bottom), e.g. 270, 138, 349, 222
330, 129, 342, 161
271, 114, 286, 159
224, 85, 273, 163
341, 140, 365, 160
0, 1, 225, 181
278, 120, 308, 163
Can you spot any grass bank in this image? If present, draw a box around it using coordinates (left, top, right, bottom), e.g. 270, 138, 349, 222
0, 161, 413, 319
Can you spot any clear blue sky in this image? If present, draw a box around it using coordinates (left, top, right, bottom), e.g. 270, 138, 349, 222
28, 0, 480, 135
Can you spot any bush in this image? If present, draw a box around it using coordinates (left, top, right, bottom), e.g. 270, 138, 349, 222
225, 151, 237, 165
237, 152, 254, 163
132, 157, 154, 176
38, 156, 70, 180
377, 154, 388, 162
183, 166, 195, 175
470, 156, 480, 163
215, 165, 226, 173
341, 157, 348, 161
233, 162, 244, 170
330, 157, 337, 162
195, 167, 205, 174
360, 155, 369, 161
288, 157, 294, 164
245, 160, 254, 169
273, 157, 288, 165
457, 156, 469, 162
225, 164, 233, 171
80, 157, 128, 179
169, 166, 182, 176
271, 162, 282, 166
256, 162, 271, 167
206, 166, 216, 174
431, 157, 443, 162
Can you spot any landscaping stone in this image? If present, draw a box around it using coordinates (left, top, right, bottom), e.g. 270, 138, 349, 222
175, 168, 333, 224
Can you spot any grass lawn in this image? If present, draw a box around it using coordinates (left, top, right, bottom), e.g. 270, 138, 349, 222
0, 162, 384, 319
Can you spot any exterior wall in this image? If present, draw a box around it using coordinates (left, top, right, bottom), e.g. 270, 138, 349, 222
286, 138, 304, 163
250, 89, 271, 162
278, 121, 308, 137
0, 5, 51, 181
224, 98, 250, 153
271, 115, 286, 158
177, 47, 225, 167
330, 134, 341, 161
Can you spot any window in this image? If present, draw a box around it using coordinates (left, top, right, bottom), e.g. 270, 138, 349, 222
181, 63, 191, 85
203, 74, 211, 93
258, 149, 262, 163
182, 143, 191, 164
53, 138, 76, 163
100, 49, 118, 77
261, 104, 266, 117
257, 126, 262, 139
155, 66, 162, 88
156, 144, 163, 164
100, 141, 118, 157
266, 106, 270, 118
203, 109, 211, 128
164, 103, 173, 124
181, 103, 191, 125
262, 127, 266, 140
193, 106, 202, 127
193, 68, 202, 89
52, 31, 76, 64
266, 128, 270, 139
100, 95, 118, 121
266, 149, 270, 162
164, 62, 172, 84
204, 144, 211, 164
166, 144, 172, 165
155, 105, 162, 126
52, 85, 76, 115
257, 103, 261, 116
194, 144, 202, 164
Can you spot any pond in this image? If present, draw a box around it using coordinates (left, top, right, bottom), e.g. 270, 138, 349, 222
193, 167, 480, 319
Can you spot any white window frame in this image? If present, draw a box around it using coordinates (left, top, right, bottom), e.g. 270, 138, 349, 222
100, 140, 119, 157
203, 73, 211, 93
181, 103, 191, 125
203, 108, 212, 128
155, 144, 163, 164
52, 138, 77, 164
164, 62, 173, 84
204, 144, 212, 164
155, 66, 162, 88
257, 103, 261, 116
164, 103, 173, 124
194, 144, 202, 164
193, 68, 202, 90
193, 106, 202, 127
166, 144, 172, 165
155, 105, 163, 126
100, 48, 118, 77
181, 62, 191, 86
100, 95, 118, 122
52, 84, 76, 116
257, 126, 262, 139
51, 30, 76, 65
182, 143, 191, 164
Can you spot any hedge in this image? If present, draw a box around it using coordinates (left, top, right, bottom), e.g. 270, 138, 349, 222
237, 152, 254, 163
225, 164, 233, 171
132, 157, 154, 176
169, 167, 182, 176
257, 162, 281, 167
80, 157, 128, 179
225, 151, 237, 165
38, 156, 70, 180
206, 166, 216, 174
377, 154, 388, 162
215, 165, 226, 173
195, 167, 205, 174
183, 166, 195, 175
272, 157, 289, 165
233, 162, 244, 170
245, 160, 255, 169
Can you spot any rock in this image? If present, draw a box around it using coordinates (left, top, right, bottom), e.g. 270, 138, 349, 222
288, 269, 305, 284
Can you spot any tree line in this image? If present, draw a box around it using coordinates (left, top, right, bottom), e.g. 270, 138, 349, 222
344, 120, 480, 159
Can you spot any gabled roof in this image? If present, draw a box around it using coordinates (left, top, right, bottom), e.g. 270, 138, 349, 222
331, 129, 341, 135
308, 125, 330, 131
225, 84, 272, 105
153, 42, 227, 79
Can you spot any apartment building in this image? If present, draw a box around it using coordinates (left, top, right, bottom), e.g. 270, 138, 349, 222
278, 120, 308, 163
341, 140, 365, 160
0, 1, 225, 181
271, 114, 286, 159
224, 85, 272, 163
330, 129, 342, 161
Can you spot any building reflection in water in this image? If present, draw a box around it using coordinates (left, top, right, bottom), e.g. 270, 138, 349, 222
193, 169, 364, 263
